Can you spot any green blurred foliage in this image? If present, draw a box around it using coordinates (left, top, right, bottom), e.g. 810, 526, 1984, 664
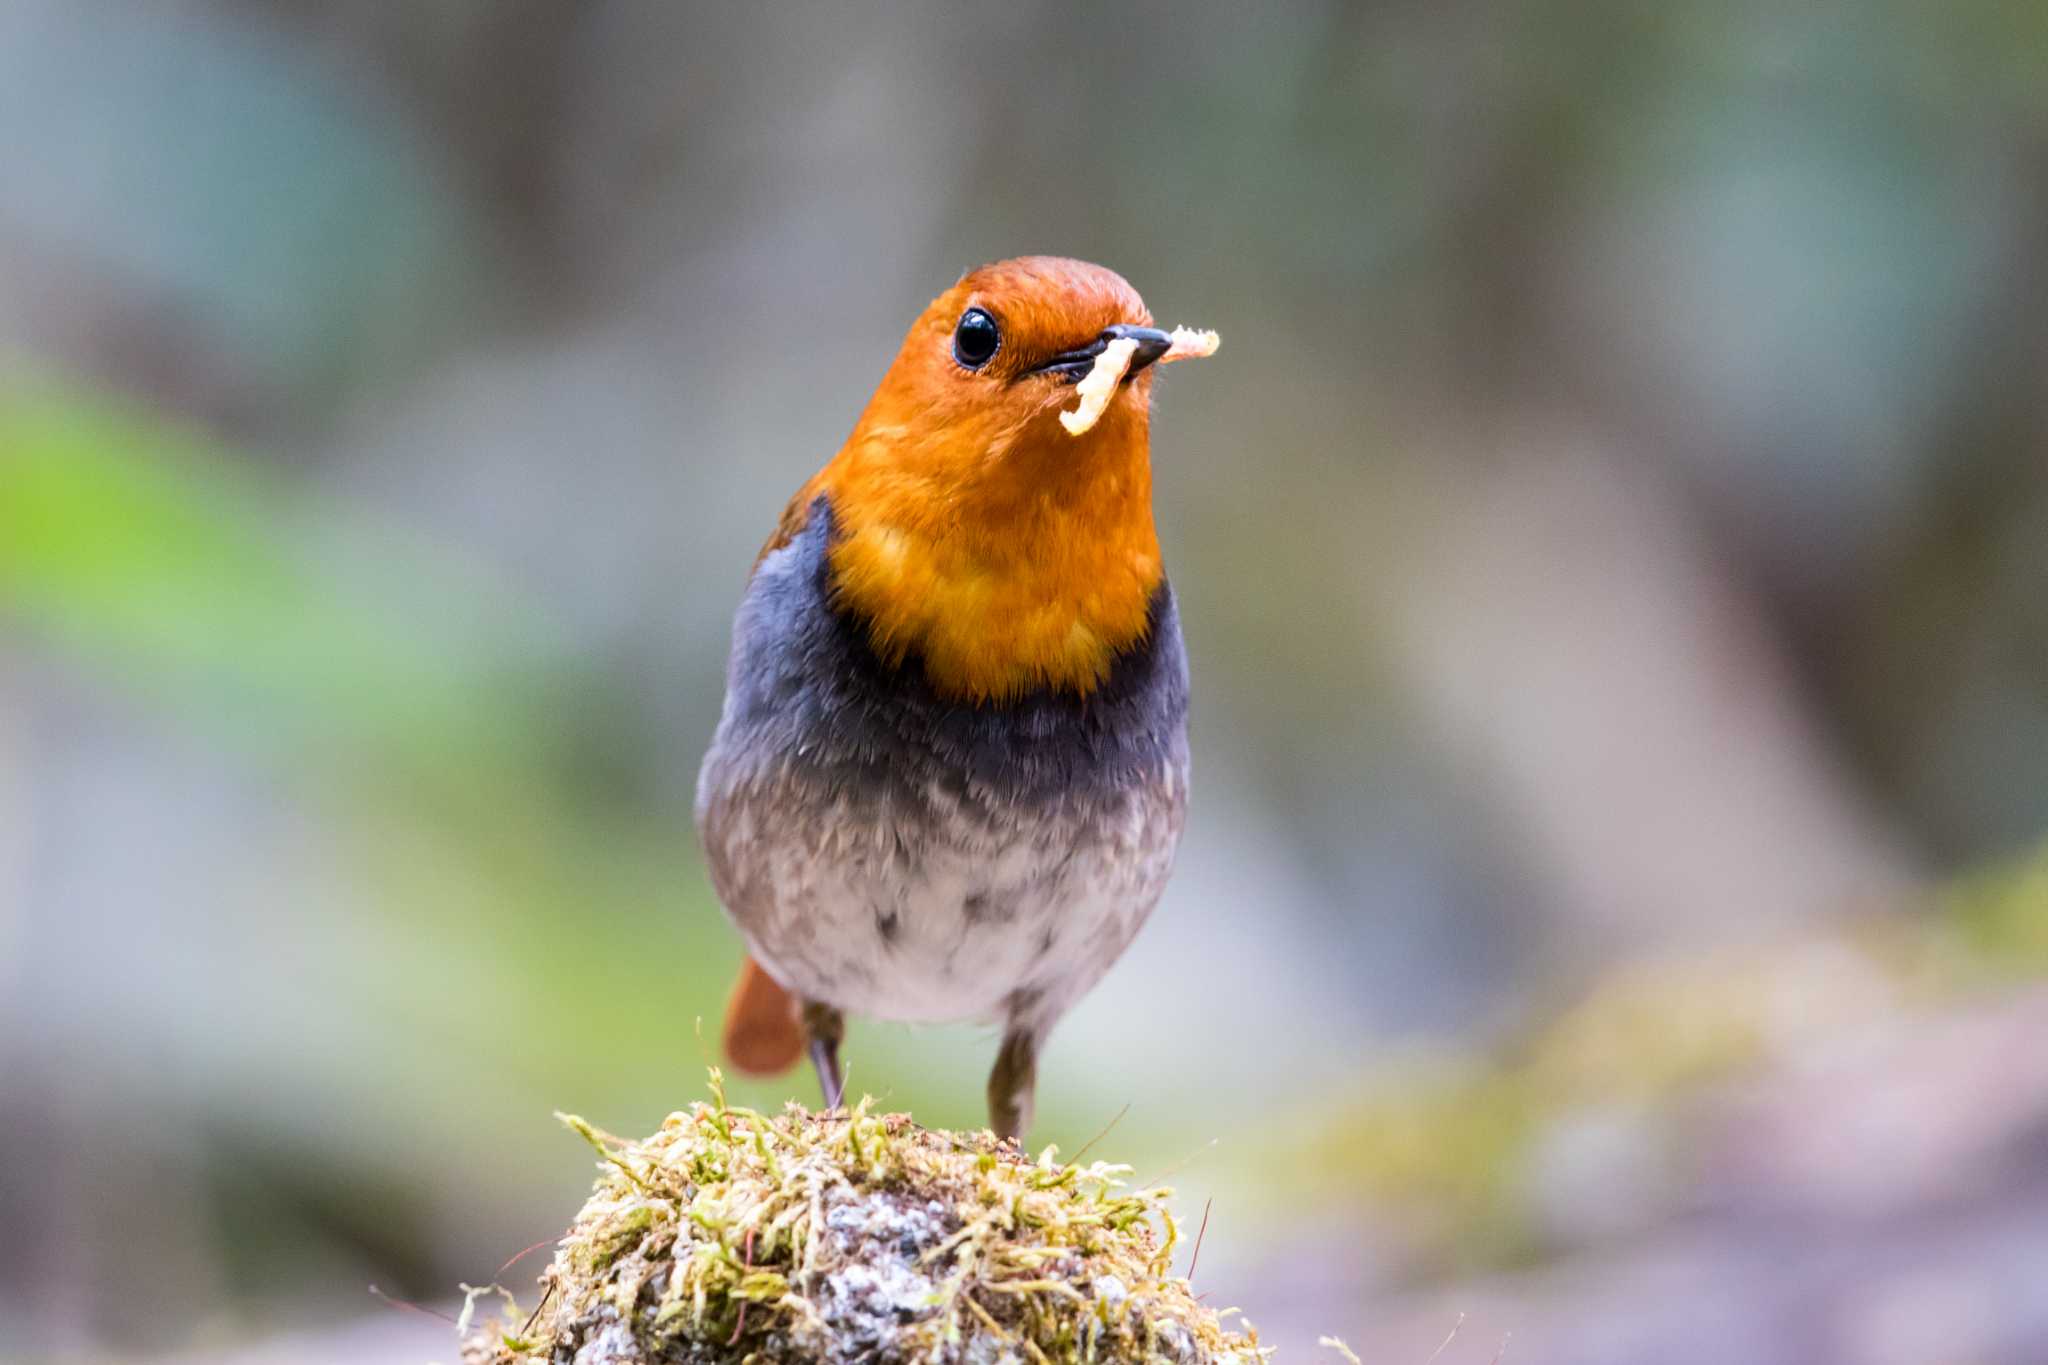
0, 388, 1061, 1329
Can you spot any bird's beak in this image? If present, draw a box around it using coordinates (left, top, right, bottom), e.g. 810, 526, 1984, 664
1030, 324, 1175, 383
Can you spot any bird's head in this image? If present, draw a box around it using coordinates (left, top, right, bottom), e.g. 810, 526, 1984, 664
792, 256, 1208, 702
857, 255, 1172, 465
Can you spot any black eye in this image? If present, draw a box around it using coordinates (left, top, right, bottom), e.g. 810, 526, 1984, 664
952, 307, 1000, 369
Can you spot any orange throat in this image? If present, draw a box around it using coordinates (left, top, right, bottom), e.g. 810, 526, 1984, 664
812, 404, 1162, 702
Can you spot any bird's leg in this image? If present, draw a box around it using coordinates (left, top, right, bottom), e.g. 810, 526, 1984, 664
801, 999, 845, 1112
986, 1026, 1039, 1143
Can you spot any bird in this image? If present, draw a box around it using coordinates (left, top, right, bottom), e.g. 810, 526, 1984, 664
694, 256, 1214, 1141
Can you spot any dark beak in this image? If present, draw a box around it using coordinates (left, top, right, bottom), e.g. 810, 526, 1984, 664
1030, 324, 1175, 383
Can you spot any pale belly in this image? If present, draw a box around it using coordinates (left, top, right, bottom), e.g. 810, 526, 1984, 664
701, 759, 1187, 1031
694, 499, 1191, 1036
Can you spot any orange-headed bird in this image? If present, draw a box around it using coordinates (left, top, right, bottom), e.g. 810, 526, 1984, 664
696, 257, 1214, 1140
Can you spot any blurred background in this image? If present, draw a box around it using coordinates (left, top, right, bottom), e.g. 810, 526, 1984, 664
4, 3, 2047, 1362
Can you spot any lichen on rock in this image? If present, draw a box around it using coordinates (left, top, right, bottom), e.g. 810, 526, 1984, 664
461, 1072, 1266, 1364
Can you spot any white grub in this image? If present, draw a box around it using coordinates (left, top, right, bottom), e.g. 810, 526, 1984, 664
1057, 326, 1221, 437
1160, 326, 1221, 363
1059, 335, 1139, 436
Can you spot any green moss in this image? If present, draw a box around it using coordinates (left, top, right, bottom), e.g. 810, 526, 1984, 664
462, 1071, 1268, 1364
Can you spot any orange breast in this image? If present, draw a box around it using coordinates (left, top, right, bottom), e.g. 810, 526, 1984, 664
799, 398, 1162, 703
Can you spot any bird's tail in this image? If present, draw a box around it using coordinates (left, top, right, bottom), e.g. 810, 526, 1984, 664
722, 955, 804, 1075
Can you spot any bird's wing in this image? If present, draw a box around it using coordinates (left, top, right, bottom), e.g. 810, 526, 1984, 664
710, 483, 830, 1079
753, 477, 828, 569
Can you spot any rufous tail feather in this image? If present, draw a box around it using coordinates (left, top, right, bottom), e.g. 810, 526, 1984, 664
722, 956, 804, 1075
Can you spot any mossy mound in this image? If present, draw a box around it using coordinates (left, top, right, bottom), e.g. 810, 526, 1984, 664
462, 1074, 1266, 1364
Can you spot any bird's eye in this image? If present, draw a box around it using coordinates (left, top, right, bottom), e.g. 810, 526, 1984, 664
952, 307, 1000, 369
